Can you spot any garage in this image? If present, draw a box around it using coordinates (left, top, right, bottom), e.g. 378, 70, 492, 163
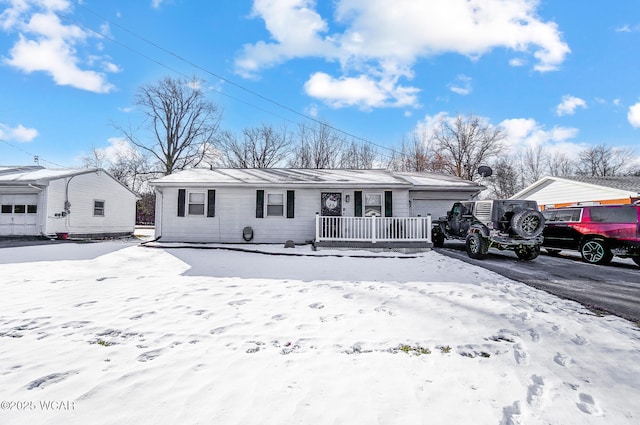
0, 193, 40, 236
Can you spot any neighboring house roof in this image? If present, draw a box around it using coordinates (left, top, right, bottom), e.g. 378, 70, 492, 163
151, 168, 485, 191
0, 166, 139, 197
512, 175, 640, 205
559, 176, 640, 192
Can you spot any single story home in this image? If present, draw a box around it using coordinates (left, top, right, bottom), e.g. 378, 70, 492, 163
0, 166, 138, 238
511, 176, 640, 210
150, 168, 484, 248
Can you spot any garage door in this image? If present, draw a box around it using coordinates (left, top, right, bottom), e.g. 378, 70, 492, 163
0, 194, 40, 236
411, 199, 454, 220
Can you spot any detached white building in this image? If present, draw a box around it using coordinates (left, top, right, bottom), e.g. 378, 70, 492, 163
512, 176, 640, 209
150, 168, 483, 247
0, 166, 138, 238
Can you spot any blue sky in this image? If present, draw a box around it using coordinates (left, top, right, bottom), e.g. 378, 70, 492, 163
1, 0, 639, 169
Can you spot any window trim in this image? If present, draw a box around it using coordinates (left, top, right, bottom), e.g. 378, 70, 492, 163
93, 200, 105, 217
266, 192, 285, 217
187, 191, 206, 216
363, 192, 383, 217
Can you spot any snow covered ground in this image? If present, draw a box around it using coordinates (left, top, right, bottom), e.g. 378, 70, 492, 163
0, 237, 639, 425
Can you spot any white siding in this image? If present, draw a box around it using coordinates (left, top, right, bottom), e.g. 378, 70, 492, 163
45, 172, 136, 236
157, 187, 410, 243
519, 180, 632, 207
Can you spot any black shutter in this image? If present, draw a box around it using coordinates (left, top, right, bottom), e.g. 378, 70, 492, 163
286, 190, 295, 218
354, 191, 362, 217
177, 189, 186, 217
256, 190, 264, 218
207, 190, 216, 217
384, 191, 393, 217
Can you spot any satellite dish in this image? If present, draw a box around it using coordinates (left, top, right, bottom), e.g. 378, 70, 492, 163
478, 166, 493, 177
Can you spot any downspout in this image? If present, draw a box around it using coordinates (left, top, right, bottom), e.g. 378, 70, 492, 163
28, 184, 45, 237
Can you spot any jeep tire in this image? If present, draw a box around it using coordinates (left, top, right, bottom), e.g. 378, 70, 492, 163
432, 231, 445, 248
515, 245, 540, 261
466, 232, 488, 259
510, 209, 545, 238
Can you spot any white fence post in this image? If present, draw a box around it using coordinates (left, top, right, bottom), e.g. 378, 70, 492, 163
315, 213, 320, 242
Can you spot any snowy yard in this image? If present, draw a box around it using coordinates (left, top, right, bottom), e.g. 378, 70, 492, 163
0, 239, 639, 425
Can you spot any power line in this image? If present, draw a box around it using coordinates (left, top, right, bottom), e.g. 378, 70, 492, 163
0, 139, 71, 168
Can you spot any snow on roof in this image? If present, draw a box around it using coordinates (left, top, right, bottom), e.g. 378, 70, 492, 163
152, 168, 483, 190
0, 166, 101, 184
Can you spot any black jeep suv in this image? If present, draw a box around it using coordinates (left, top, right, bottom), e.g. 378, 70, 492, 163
542, 204, 640, 267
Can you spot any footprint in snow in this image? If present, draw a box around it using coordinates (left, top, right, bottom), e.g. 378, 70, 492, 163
137, 349, 163, 362
309, 302, 324, 309
577, 393, 603, 416
513, 343, 529, 365
27, 371, 79, 390
500, 400, 523, 425
228, 299, 251, 306
571, 334, 589, 345
554, 352, 574, 367
527, 375, 546, 408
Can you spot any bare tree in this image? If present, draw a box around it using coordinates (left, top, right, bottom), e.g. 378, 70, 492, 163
486, 157, 522, 198
388, 131, 447, 172
81, 144, 107, 169
547, 152, 574, 177
575, 143, 635, 177
113, 76, 222, 175
288, 123, 345, 168
217, 123, 291, 168
340, 141, 378, 169
520, 145, 548, 186
430, 114, 504, 181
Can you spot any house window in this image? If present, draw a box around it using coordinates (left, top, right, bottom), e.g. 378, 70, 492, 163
94, 200, 105, 216
1, 205, 12, 214
188, 192, 205, 215
266, 193, 284, 216
14, 205, 26, 214
27, 205, 37, 214
364, 193, 382, 217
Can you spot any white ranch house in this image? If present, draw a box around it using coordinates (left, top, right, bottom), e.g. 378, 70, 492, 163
0, 166, 138, 239
151, 168, 483, 250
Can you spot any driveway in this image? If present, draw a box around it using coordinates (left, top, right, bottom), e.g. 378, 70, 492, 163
435, 241, 640, 323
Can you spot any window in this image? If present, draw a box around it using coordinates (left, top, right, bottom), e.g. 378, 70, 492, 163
266, 193, 284, 216
1, 205, 12, 214
364, 193, 382, 217
27, 205, 37, 214
94, 200, 105, 216
14, 205, 26, 214
590, 206, 637, 223
548, 208, 581, 222
188, 192, 205, 215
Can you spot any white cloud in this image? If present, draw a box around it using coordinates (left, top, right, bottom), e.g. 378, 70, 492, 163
0, 1, 116, 93
448, 75, 472, 95
0, 123, 39, 142
628, 102, 640, 128
236, 0, 570, 108
304, 72, 419, 109
556, 95, 587, 116
500, 117, 582, 158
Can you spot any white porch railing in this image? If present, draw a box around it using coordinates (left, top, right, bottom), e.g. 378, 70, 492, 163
315, 214, 432, 244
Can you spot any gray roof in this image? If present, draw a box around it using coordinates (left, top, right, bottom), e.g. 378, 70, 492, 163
151, 168, 485, 191
560, 176, 640, 192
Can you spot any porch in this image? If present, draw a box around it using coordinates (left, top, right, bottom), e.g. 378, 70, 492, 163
314, 214, 433, 253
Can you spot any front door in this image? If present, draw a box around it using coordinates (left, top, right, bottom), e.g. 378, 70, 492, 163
321, 192, 342, 216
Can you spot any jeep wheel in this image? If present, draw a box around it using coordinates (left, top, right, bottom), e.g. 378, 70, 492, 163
432, 231, 445, 248
466, 233, 488, 259
579, 238, 613, 265
515, 245, 540, 261
511, 209, 545, 238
